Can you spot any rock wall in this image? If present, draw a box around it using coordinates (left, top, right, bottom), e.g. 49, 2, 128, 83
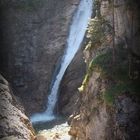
69, 67, 140, 140
100, 0, 140, 56
69, 0, 140, 140
0, 74, 35, 140
0, 0, 80, 115
58, 46, 86, 115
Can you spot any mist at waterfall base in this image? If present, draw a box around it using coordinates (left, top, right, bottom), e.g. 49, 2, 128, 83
30, 0, 93, 124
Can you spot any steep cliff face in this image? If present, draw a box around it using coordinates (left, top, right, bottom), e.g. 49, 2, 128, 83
69, 0, 140, 140
0, 0, 80, 115
100, 0, 140, 57
58, 46, 86, 115
69, 50, 140, 139
0, 74, 35, 140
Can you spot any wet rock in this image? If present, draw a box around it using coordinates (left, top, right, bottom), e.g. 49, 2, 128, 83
58, 46, 86, 115
35, 135, 47, 140
35, 122, 71, 140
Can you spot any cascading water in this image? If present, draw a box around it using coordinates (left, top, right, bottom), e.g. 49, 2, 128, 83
31, 0, 93, 123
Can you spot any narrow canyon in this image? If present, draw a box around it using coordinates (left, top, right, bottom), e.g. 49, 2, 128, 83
0, 0, 140, 140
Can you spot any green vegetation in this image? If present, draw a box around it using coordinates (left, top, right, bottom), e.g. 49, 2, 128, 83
85, 18, 105, 50
79, 0, 140, 104
80, 40, 140, 103
85, 0, 110, 49
103, 83, 128, 105
85, 16, 112, 51
90, 46, 129, 80
90, 46, 140, 105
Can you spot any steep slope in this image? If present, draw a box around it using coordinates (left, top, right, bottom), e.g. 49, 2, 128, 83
69, 0, 140, 139
0, 74, 35, 140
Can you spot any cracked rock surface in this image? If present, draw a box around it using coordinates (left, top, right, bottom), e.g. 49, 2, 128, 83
0, 74, 35, 140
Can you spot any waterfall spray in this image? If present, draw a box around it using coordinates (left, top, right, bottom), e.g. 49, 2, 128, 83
31, 0, 93, 123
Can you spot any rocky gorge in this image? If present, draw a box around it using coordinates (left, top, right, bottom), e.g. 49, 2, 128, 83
69, 0, 140, 139
0, 0, 81, 115
0, 0, 140, 140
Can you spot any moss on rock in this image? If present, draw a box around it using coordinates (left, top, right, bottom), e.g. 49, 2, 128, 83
90, 46, 140, 105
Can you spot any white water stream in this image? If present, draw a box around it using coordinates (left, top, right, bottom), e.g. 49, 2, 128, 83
31, 0, 93, 123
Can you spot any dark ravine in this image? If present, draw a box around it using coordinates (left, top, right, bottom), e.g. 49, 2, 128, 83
0, 0, 140, 140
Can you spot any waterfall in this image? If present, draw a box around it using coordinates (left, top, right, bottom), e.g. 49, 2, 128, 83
31, 0, 93, 123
